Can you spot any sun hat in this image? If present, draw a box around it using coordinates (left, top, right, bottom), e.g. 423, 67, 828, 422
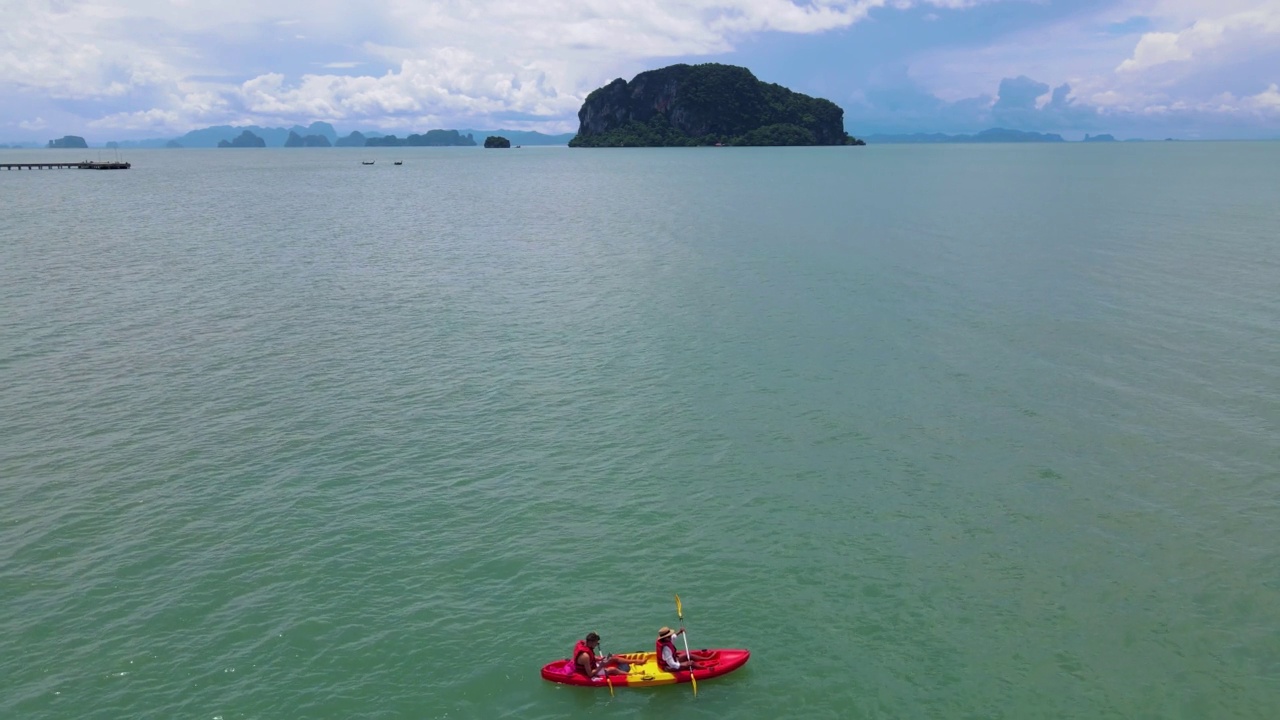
658, 627, 674, 639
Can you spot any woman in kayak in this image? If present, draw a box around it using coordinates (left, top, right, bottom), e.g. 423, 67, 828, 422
574, 632, 630, 678
656, 627, 715, 671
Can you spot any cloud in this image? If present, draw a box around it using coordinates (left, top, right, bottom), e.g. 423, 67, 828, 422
847, 66, 1280, 139
3, 0, 1276, 139
848, 69, 1108, 135
884, 0, 1280, 137
1117, 4, 1280, 73
993, 75, 1049, 111
1116, 31, 1193, 72
3, 0, 928, 135
1249, 83, 1280, 110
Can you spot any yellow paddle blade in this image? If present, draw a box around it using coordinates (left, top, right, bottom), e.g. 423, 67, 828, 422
675, 593, 683, 619
691, 673, 698, 697
606, 675, 614, 697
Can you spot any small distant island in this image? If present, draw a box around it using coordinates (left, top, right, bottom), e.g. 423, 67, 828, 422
570, 63, 864, 147
284, 131, 332, 147
484, 135, 511, 148
48, 135, 89, 149
1083, 133, 1117, 142
218, 130, 265, 148
335, 131, 367, 147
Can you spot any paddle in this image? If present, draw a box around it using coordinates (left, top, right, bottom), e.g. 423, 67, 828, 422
595, 634, 615, 697
675, 594, 697, 697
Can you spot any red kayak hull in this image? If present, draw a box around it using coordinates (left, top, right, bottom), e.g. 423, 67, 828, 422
541, 648, 750, 688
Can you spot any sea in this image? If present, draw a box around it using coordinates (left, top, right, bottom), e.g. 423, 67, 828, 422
2, 142, 1278, 719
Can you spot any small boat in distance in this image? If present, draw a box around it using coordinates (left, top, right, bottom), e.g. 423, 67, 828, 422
394, 161, 403, 165
361, 160, 375, 165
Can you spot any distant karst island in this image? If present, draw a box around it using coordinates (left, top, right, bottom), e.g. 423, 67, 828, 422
284, 130, 331, 147
91, 123, 574, 149
484, 135, 511, 148
48, 135, 89, 149
570, 63, 865, 147
218, 130, 266, 148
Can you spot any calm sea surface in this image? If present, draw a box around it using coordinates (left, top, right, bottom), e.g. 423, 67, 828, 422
2, 143, 1278, 719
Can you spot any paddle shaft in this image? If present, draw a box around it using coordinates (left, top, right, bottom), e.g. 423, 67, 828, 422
598, 645, 615, 696
675, 595, 698, 697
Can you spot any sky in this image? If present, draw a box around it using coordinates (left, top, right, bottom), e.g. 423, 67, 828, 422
2, 0, 1278, 142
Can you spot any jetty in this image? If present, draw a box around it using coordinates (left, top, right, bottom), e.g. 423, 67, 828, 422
1, 161, 131, 170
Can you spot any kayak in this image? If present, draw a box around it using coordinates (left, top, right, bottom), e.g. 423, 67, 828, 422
540, 648, 750, 688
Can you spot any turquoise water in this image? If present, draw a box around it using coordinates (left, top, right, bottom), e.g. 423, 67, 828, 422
2, 143, 1278, 719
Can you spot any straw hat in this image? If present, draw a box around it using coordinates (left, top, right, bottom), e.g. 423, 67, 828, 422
658, 627, 674, 639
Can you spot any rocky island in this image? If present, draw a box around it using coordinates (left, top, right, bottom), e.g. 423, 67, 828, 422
570, 63, 863, 147
284, 131, 332, 147
218, 130, 266, 148
484, 135, 511, 148
48, 135, 89, 149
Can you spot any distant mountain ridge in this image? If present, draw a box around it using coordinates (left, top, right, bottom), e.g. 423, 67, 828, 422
865, 128, 1066, 144
365, 130, 476, 147
99, 125, 574, 148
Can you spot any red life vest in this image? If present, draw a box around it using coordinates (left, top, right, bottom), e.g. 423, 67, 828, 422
573, 640, 596, 676
656, 636, 680, 670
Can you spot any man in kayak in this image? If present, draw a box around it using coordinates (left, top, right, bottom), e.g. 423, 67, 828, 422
656, 627, 715, 672
574, 632, 630, 678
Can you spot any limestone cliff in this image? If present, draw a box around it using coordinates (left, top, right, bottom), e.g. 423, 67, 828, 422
570, 64, 860, 147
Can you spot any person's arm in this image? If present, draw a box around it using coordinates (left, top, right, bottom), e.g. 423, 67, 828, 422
674, 628, 689, 660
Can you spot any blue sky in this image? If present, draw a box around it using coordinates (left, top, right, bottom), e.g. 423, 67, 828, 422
2, 0, 1278, 141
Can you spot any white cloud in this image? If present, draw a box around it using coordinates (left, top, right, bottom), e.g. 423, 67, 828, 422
902, 0, 1280, 134
1116, 31, 1192, 72
5, 0, 1274, 139
1248, 83, 1280, 110
1117, 5, 1280, 73
3, 0, 933, 134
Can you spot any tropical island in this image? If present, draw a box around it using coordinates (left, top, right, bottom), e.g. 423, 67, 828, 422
48, 135, 89, 149
218, 130, 266, 148
484, 135, 511, 148
569, 63, 864, 147
284, 131, 332, 147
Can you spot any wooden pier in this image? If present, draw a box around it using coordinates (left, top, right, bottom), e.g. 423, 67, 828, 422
1, 161, 131, 170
